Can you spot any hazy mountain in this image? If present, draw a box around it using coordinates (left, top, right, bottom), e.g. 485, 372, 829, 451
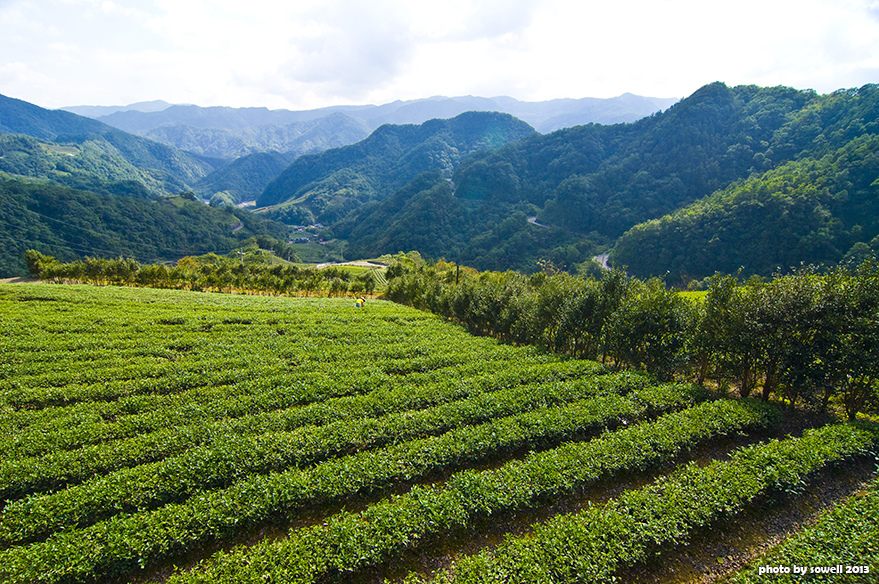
91, 104, 330, 133
143, 112, 371, 160
67, 94, 676, 135
359, 94, 680, 132
59, 93, 675, 163
61, 100, 176, 118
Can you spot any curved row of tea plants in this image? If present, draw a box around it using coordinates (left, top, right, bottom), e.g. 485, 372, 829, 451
5, 283, 873, 584
0, 382, 703, 583
157, 398, 780, 584
723, 474, 879, 583
0, 371, 649, 545
415, 422, 879, 584
3, 355, 569, 459
0, 361, 612, 499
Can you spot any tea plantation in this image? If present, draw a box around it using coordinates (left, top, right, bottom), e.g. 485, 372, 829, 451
0, 284, 876, 583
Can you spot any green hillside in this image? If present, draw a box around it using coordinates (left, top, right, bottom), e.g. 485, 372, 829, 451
449, 83, 825, 236
193, 151, 295, 206
1, 134, 159, 199
340, 170, 587, 271
0, 94, 299, 277
256, 111, 536, 224
1, 93, 219, 197
0, 177, 289, 277
611, 134, 879, 282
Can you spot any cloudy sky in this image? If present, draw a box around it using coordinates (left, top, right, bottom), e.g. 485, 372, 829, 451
2, 0, 879, 111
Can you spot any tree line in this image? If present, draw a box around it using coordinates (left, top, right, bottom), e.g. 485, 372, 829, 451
383, 257, 879, 420
24, 250, 379, 297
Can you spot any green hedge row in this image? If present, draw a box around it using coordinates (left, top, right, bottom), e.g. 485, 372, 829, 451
2, 350, 602, 461
0, 360, 608, 500
1, 367, 378, 457
724, 475, 879, 583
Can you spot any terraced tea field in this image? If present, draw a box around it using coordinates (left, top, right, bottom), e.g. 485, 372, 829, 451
0, 284, 876, 583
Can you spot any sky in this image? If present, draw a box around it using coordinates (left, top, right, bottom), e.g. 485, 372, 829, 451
2, 0, 879, 111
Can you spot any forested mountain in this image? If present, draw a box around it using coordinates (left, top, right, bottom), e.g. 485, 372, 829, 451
453, 83, 820, 238
1, 134, 154, 199
0, 178, 290, 277
338, 169, 587, 270
256, 111, 536, 224
611, 133, 879, 282
2, 93, 107, 139
194, 151, 296, 206
5, 82, 878, 280
0, 93, 293, 277
0, 93, 220, 197
325, 83, 879, 274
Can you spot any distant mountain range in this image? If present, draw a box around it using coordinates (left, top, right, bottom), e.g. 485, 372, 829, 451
6, 83, 877, 282
60, 94, 679, 160
61, 100, 179, 118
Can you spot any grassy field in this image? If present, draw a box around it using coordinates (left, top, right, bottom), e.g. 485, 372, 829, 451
0, 283, 876, 584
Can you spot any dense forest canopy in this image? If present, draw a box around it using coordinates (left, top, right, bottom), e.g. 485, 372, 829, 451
194, 151, 296, 207
0, 178, 289, 277
611, 133, 879, 282
256, 111, 536, 213
0, 93, 219, 196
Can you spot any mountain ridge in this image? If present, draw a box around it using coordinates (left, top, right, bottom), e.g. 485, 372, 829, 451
6, 82, 877, 281
274, 82, 879, 275
256, 110, 537, 224
64, 93, 678, 134
60, 94, 678, 163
